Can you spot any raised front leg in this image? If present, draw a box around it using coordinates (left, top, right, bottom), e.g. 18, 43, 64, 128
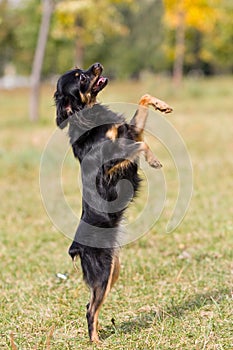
140, 142, 162, 169
129, 94, 172, 167
107, 141, 162, 174
140, 94, 173, 114
130, 94, 173, 138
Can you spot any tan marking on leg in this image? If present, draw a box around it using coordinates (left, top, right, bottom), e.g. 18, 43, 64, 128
144, 146, 162, 168
88, 290, 101, 343
107, 141, 162, 174
106, 125, 119, 141
138, 141, 162, 169
111, 255, 120, 288
91, 309, 101, 343
130, 105, 148, 136
97, 320, 102, 331
107, 159, 131, 176
89, 259, 117, 343
130, 94, 173, 139
101, 259, 115, 302
130, 94, 154, 138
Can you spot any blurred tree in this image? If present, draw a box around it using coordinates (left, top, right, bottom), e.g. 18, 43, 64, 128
115, 0, 165, 78
164, 0, 220, 84
53, 0, 130, 68
84, 0, 165, 79
202, 0, 233, 73
12, 0, 73, 76
12, 0, 42, 75
29, 0, 54, 121
0, 0, 231, 85
0, 0, 17, 75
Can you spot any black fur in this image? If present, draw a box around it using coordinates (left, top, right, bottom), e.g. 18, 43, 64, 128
54, 63, 142, 342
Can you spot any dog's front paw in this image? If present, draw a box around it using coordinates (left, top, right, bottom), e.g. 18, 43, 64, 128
145, 148, 163, 169
150, 96, 173, 114
148, 157, 163, 169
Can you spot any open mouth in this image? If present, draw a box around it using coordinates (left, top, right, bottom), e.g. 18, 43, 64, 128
92, 75, 108, 94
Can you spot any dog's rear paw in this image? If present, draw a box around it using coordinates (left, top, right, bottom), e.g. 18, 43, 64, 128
90, 334, 102, 344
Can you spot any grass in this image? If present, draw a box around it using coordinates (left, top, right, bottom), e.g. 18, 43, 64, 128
0, 75, 232, 349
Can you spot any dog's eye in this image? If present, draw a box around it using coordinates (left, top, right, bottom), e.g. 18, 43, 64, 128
80, 74, 87, 83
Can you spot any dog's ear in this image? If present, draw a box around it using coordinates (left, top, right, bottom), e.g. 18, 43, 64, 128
54, 91, 71, 129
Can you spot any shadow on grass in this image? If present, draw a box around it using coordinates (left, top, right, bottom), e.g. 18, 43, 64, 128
100, 313, 155, 340
100, 287, 230, 340
165, 287, 230, 318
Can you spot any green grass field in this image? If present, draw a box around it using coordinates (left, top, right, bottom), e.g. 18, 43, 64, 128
0, 76, 232, 349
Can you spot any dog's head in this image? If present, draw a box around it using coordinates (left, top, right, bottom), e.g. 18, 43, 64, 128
54, 63, 108, 129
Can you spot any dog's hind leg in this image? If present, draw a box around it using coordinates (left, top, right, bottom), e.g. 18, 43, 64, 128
86, 286, 106, 343
86, 253, 120, 343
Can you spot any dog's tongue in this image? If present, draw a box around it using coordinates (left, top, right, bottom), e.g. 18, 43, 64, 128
97, 76, 106, 86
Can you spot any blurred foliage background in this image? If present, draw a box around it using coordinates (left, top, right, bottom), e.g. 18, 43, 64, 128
1, 2, 233, 348
0, 0, 232, 81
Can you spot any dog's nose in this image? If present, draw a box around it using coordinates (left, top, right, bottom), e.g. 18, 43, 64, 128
93, 62, 102, 70
92, 62, 103, 74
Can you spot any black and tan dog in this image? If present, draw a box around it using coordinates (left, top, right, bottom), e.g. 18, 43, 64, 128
54, 63, 172, 342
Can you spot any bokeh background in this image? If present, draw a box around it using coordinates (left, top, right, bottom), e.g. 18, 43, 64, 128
0, 1, 232, 349
1, 1, 232, 90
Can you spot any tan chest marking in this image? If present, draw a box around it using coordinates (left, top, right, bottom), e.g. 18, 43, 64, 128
106, 125, 119, 141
